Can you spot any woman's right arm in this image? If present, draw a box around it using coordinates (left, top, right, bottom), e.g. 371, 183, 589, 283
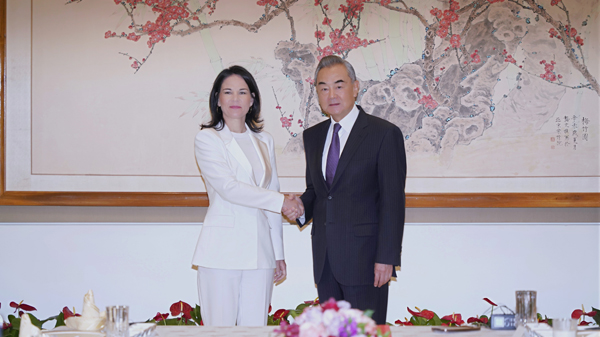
195, 130, 284, 213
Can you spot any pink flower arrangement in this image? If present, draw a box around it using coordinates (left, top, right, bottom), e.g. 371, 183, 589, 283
274, 298, 383, 337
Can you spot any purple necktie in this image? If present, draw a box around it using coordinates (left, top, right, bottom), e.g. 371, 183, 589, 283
325, 123, 341, 189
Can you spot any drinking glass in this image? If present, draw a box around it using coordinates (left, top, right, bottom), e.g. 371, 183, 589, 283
552, 318, 578, 337
515, 290, 537, 326
106, 306, 129, 337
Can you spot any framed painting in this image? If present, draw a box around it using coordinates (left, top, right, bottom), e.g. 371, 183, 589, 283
1, 0, 598, 207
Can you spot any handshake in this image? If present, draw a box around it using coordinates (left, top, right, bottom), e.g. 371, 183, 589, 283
282, 193, 304, 220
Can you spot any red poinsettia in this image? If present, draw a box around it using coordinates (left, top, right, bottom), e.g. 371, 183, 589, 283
442, 313, 464, 326
170, 301, 193, 320
153, 312, 169, 322
407, 307, 435, 320
10, 301, 37, 313
62, 307, 81, 320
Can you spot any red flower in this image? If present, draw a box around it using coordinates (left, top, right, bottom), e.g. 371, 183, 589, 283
256, 0, 278, 6
395, 319, 414, 326
418, 95, 439, 110
304, 299, 320, 305
430, 8, 442, 18
575, 36, 584, 46
442, 313, 464, 326
321, 298, 339, 311
483, 298, 497, 306
10, 301, 36, 313
273, 309, 290, 321
322, 17, 332, 25
153, 312, 169, 322
450, 34, 461, 48
315, 30, 325, 41
437, 27, 449, 39
467, 316, 488, 324
407, 307, 435, 320
170, 301, 193, 320
442, 10, 459, 22
572, 309, 597, 319
62, 307, 81, 320
551, 0, 560, 5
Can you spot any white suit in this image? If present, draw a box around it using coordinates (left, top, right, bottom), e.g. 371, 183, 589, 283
192, 123, 284, 325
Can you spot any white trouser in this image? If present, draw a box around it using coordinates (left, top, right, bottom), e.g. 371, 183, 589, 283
197, 267, 274, 326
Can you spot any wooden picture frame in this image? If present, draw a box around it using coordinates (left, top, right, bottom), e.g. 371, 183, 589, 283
0, 1, 597, 208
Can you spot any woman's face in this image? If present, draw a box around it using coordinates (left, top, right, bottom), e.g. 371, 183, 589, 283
218, 74, 254, 124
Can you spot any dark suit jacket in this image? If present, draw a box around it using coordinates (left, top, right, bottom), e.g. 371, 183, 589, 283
299, 106, 407, 286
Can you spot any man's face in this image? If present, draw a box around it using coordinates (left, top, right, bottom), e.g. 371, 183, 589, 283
315, 64, 359, 122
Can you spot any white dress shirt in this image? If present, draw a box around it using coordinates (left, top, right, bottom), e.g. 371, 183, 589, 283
320, 105, 360, 178
297, 105, 360, 224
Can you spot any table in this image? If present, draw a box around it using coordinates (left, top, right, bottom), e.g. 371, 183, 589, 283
155, 325, 519, 337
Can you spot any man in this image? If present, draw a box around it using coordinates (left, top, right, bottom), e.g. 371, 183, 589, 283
285, 55, 406, 324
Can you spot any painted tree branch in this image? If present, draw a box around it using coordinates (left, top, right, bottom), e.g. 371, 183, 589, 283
521, 0, 597, 94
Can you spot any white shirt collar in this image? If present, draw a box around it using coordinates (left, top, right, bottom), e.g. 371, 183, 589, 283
330, 105, 359, 133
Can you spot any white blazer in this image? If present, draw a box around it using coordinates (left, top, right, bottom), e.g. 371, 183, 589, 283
192, 124, 285, 270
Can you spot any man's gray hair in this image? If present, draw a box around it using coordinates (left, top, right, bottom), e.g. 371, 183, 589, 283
314, 55, 357, 83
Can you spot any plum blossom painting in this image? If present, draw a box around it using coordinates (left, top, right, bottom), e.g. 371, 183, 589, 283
4, 0, 599, 199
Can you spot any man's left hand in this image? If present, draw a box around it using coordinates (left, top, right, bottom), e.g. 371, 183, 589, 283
374, 263, 393, 287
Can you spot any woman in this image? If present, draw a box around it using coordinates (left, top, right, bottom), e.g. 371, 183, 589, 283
192, 65, 300, 326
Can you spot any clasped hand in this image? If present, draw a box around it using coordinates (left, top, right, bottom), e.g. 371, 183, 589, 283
282, 194, 304, 220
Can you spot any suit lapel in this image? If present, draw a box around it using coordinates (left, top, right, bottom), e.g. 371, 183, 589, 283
330, 108, 369, 189
249, 132, 271, 188
311, 120, 331, 192
219, 124, 257, 185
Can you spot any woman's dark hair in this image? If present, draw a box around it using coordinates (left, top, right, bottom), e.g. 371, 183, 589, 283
201, 65, 263, 133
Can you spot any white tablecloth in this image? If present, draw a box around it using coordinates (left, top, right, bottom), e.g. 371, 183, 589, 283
155, 325, 518, 337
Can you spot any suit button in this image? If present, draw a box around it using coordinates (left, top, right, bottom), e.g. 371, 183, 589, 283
328, 196, 332, 200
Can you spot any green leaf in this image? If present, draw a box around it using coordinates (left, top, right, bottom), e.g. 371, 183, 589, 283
27, 314, 44, 330
410, 316, 428, 326
7, 315, 21, 331
4, 327, 19, 337
294, 303, 311, 313
430, 314, 443, 326
189, 305, 202, 326
54, 312, 66, 328
289, 309, 303, 318
591, 307, 600, 325
363, 309, 374, 318
160, 318, 185, 326
267, 316, 281, 326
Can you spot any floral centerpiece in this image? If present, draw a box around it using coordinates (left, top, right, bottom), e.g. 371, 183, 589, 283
273, 298, 390, 337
